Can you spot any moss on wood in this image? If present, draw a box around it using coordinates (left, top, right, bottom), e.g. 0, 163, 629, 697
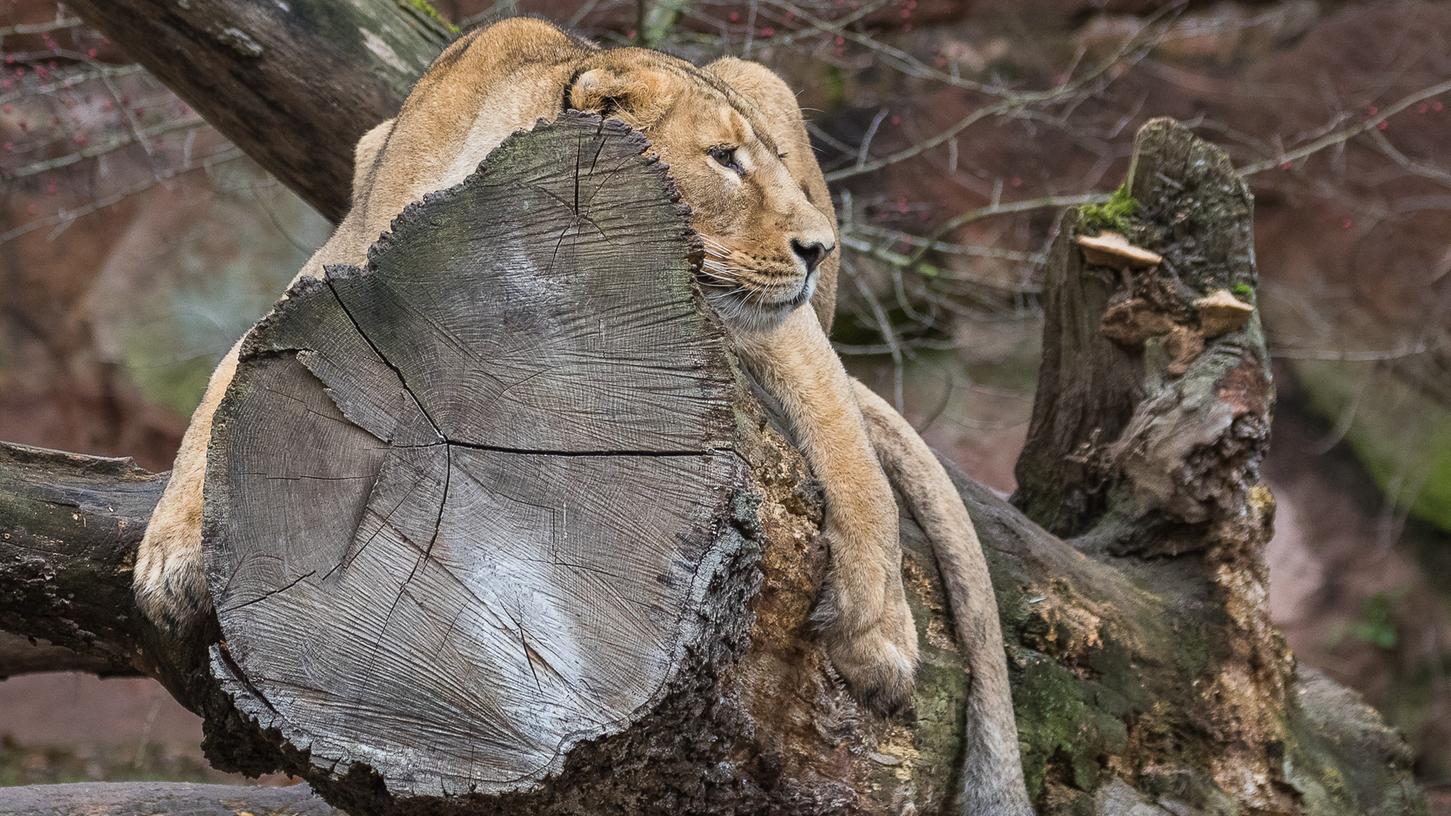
1077, 184, 1140, 235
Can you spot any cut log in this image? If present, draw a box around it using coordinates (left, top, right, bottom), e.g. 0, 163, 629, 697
200, 112, 758, 806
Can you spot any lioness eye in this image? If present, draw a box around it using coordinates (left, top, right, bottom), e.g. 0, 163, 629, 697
707, 146, 744, 176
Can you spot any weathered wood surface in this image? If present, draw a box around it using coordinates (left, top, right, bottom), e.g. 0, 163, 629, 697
992, 119, 1420, 814
1018, 120, 1287, 809
201, 113, 756, 803
0, 781, 338, 816
65, 0, 451, 220
1015, 118, 1270, 546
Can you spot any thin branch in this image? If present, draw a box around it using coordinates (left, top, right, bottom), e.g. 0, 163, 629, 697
823, 6, 1177, 182
4, 116, 205, 179
1238, 78, 1451, 176
0, 146, 243, 244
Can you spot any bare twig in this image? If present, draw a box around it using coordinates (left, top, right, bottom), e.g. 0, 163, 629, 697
1238, 78, 1451, 176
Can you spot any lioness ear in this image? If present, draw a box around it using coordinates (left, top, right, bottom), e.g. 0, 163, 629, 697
568, 67, 667, 127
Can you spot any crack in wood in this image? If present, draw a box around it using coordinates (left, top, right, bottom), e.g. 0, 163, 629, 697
218, 570, 318, 615
323, 276, 446, 443
361, 445, 452, 691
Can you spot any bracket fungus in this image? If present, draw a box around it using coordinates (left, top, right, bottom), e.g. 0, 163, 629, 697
1074, 231, 1163, 269
1194, 289, 1255, 337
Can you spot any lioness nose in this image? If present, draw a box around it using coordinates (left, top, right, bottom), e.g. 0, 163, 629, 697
791, 239, 833, 274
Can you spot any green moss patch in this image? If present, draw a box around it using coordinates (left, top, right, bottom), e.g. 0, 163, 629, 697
1077, 184, 1139, 235
403, 0, 459, 34
1014, 650, 1128, 797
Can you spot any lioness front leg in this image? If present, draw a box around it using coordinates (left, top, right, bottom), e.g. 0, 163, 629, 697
736, 308, 919, 710
133, 343, 241, 635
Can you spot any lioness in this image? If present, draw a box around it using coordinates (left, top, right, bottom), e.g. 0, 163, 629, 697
135, 17, 1030, 814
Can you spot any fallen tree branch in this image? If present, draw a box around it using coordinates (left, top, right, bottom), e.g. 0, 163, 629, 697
0, 443, 164, 678
0, 631, 138, 678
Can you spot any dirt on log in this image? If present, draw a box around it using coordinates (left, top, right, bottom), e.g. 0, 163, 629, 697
0, 54, 1427, 815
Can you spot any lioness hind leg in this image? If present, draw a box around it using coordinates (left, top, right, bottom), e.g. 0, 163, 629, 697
134, 469, 209, 634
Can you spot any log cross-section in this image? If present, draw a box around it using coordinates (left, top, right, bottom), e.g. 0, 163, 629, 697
202, 114, 752, 802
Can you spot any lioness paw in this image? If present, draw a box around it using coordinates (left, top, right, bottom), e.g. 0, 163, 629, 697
820, 611, 919, 714
133, 514, 211, 637
814, 579, 920, 714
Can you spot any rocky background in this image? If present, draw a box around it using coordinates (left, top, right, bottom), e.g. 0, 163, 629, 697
0, 0, 1447, 810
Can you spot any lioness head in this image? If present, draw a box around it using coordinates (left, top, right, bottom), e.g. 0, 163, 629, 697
568, 49, 836, 331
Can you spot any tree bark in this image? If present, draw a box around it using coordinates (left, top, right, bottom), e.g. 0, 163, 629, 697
0, 442, 161, 675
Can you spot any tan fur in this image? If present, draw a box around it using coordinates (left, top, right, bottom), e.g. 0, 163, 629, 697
853, 383, 1032, 815
134, 18, 1027, 812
